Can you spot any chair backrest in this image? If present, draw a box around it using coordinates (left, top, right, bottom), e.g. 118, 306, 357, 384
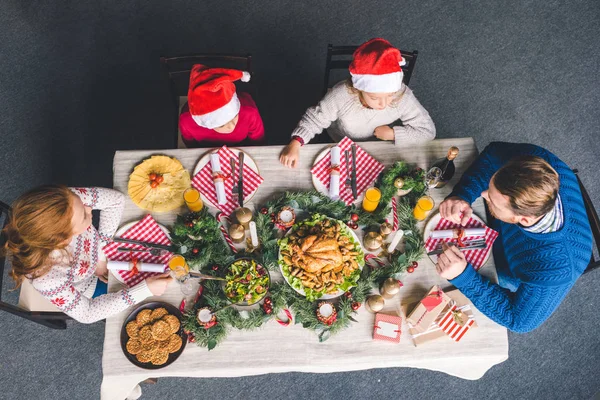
160, 53, 254, 148
573, 170, 600, 273
323, 44, 418, 96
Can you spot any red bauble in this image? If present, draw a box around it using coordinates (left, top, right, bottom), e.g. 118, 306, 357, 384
351, 302, 361, 311
344, 291, 352, 299
187, 222, 194, 228
346, 221, 353, 227
350, 222, 359, 230
264, 297, 272, 304
260, 208, 268, 214
407, 266, 415, 273
270, 213, 276, 219
411, 261, 418, 268
351, 213, 359, 222
188, 335, 196, 343
192, 248, 199, 254
212, 265, 219, 271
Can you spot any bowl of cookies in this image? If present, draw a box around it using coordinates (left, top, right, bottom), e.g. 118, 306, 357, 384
120, 301, 187, 369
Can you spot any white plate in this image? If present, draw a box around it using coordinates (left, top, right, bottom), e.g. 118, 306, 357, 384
423, 212, 491, 266
110, 221, 171, 283
278, 218, 365, 300
193, 148, 260, 209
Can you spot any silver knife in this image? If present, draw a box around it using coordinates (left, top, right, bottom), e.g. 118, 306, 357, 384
428, 243, 486, 256
113, 237, 174, 251
238, 152, 244, 207
344, 150, 351, 188
230, 157, 239, 201
350, 144, 358, 199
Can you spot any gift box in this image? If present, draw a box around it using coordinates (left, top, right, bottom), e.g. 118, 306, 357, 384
437, 303, 476, 342
405, 285, 451, 333
373, 313, 402, 343
403, 289, 478, 346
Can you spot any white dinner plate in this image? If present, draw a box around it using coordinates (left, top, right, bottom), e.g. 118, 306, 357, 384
109, 221, 171, 283
278, 218, 365, 299
193, 148, 260, 209
423, 212, 491, 266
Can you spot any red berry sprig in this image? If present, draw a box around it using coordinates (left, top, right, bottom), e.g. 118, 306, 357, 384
192, 248, 199, 254
351, 213, 359, 222
351, 302, 361, 311
260, 208, 268, 215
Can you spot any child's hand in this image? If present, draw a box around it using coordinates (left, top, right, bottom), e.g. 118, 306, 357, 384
374, 125, 394, 141
280, 140, 301, 168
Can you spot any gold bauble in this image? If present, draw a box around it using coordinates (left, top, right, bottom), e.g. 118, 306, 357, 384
363, 232, 383, 251
380, 277, 402, 299
393, 177, 405, 189
365, 295, 385, 313
379, 222, 393, 238
228, 224, 245, 243
235, 207, 253, 228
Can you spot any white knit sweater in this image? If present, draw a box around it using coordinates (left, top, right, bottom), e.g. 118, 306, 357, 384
30, 187, 152, 323
291, 81, 436, 144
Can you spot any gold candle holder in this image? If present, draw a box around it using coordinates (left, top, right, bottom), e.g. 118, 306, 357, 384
365, 295, 385, 313
363, 232, 383, 252
235, 207, 253, 229
228, 224, 245, 244
379, 277, 402, 299
379, 222, 393, 238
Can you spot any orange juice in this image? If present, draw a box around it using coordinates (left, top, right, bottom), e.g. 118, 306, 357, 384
168, 255, 189, 278
413, 196, 435, 221
184, 188, 204, 212
362, 187, 381, 212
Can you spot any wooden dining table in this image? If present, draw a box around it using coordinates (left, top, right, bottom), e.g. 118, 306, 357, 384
101, 138, 508, 400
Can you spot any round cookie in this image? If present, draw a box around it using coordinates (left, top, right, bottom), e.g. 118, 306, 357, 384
151, 320, 171, 341
150, 307, 168, 322
162, 315, 180, 334
136, 309, 152, 327
151, 350, 169, 366
138, 325, 153, 344
166, 334, 182, 354
141, 339, 158, 352
136, 351, 153, 363
126, 339, 142, 355
126, 321, 139, 338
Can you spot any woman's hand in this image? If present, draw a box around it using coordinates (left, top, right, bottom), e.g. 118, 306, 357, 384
374, 125, 394, 141
95, 260, 109, 283
145, 273, 173, 296
279, 140, 301, 168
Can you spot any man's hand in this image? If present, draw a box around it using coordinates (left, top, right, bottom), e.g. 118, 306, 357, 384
435, 242, 468, 280
439, 196, 473, 226
374, 125, 394, 141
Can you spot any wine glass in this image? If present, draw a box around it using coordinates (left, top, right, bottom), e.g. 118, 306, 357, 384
425, 167, 442, 189
170, 265, 195, 295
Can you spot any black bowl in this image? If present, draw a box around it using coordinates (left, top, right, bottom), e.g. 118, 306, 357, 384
221, 257, 271, 306
120, 301, 187, 370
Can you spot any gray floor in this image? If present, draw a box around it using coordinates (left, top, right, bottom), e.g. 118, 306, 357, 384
1, 1, 599, 399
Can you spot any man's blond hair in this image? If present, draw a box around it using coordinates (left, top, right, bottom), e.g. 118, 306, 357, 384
492, 155, 559, 217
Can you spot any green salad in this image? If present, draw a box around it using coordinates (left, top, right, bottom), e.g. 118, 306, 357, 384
224, 259, 270, 305
278, 214, 364, 301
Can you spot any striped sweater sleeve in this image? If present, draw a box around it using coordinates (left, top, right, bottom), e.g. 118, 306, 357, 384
31, 263, 152, 324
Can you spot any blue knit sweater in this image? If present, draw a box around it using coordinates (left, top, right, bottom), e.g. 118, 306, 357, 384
448, 142, 592, 333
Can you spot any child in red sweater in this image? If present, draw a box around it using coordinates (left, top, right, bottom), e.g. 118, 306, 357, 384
179, 65, 265, 147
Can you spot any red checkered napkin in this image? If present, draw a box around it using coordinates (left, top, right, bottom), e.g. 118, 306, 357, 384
311, 137, 385, 205
424, 217, 498, 271
102, 214, 171, 287
192, 146, 264, 216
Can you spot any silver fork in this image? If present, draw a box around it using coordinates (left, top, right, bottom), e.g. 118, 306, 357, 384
230, 157, 239, 200
344, 150, 351, 188
117, 247, 166, 257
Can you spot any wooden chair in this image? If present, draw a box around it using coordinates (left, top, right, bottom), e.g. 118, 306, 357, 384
323, 44, 419, 96
573, 170, 600, 273
0, 201, 71, 329
160, 53, 254, 149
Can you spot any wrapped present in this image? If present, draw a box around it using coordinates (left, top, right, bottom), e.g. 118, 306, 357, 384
405, 285, 451, 333
373, 313, 402, 343
437, 303, 476, 342
403, 289, 478, 347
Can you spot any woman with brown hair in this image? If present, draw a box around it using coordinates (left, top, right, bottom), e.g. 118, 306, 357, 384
2, 185, 171, 323
280, 38, 436, 168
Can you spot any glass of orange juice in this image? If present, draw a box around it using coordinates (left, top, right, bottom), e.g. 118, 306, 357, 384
184, 188, 204, 212
362, 187, 381, 212
168, 255, 193, 295
413, 195, 435, 221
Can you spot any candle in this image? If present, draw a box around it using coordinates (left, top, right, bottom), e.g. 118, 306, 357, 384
249, 221, 259, 247
387, 229, 404, 253
235, 207, 253, 229
229, 224, 245, 243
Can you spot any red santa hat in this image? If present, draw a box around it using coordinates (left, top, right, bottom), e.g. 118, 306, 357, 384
349, 38, 407, 93
188, 64, 251, 129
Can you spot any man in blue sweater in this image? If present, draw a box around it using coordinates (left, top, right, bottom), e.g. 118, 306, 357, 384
436, 142, 592, 333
